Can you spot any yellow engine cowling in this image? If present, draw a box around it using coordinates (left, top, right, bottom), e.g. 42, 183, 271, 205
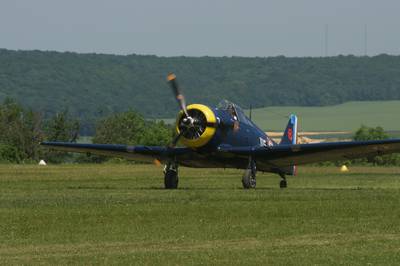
176, 104, 217, 148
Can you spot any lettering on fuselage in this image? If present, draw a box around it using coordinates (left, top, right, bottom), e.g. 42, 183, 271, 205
259, 137, 266, 147
260, 137, 274, 147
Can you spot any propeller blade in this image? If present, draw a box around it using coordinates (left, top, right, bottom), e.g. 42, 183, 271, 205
169, 130, 184, 148
153, 159, 162, 166
167, 73, 189, 117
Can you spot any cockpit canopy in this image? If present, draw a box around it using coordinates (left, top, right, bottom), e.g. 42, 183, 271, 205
216, 99, 237, 111
216, 100, 250, 124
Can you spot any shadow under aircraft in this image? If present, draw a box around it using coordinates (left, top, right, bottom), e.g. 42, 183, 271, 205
42, 74, 400, 189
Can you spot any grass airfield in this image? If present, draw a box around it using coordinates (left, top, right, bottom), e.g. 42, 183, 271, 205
1, 164, 400, 265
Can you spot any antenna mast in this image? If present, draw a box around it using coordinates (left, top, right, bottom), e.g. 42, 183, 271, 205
364, 24, 368, 56
324, 24, 329, 57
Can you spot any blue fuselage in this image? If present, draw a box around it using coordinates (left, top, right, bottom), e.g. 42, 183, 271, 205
201, 107, 272, 151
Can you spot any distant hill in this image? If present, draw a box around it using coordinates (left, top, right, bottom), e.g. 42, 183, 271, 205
1, 49, 400, 133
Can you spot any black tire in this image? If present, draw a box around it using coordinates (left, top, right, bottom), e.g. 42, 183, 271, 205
242, 169, 256, 189
279, 179, 287, 188
164, 170, 178, 189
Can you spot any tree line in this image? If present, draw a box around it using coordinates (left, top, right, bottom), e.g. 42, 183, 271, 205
0, 99, 171, 163
1, 49, 400, 133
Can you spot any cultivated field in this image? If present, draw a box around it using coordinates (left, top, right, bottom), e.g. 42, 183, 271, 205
249, 100, 400, 132
1, 164, 400, 265
162, 100, 400, 136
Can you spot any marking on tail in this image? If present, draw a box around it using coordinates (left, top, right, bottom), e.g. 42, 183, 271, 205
280, 114, 298, 145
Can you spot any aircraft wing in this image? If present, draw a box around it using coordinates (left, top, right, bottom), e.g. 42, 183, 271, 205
40, 142, 192, 163
218, 139, 400, 169
42, 139, 400, 171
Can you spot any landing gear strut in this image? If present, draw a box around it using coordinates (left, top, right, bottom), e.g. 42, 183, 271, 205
279, 172, 287, 188
242, 158, 256, 189
164, 162, 179, 189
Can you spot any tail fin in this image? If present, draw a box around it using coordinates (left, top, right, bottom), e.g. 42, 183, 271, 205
280, 114, 298, 176
280, 114, 298, 145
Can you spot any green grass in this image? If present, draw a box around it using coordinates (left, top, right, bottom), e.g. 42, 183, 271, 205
1, 164, 400, 264
249, 100, 400, 131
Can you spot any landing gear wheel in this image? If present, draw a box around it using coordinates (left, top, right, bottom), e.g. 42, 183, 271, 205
164, 170, 178, 189
242, 169, 256, 189
164, 162, 179, 189
279, 172, 287, 188
279, 179, 287, 188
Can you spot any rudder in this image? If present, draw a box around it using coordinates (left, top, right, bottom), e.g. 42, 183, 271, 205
280, 114, 298, 145
279, 114, 298, 176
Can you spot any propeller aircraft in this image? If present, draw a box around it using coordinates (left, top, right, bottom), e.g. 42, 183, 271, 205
42, 74, 400, 189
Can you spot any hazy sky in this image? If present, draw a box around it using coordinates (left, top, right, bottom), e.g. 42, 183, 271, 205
0, 0, 399, 57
